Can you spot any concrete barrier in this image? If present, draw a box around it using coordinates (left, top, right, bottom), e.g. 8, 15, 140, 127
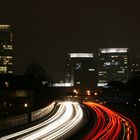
0, 114, 28, 131
0, 102, 55, 131
32, 101, 55, 121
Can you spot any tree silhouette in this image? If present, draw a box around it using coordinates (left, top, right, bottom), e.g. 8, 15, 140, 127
24, 63, 48, 81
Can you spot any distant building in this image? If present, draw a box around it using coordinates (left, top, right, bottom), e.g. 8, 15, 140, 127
66, 53, 97, 94
98, 48, 129, 87
0, 25, 13, 74
129, 57, 140, 74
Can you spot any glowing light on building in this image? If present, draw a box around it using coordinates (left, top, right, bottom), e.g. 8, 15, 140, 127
69, 53, 94, 58
99, 48, 128, 53
87, 90, 91, 96
53, 82, 73, 87
88, 68, 95, 71
98, 48, 129, 86
97, 83, 107, 87
0, 25, 10, 29
24, 103, 28, 108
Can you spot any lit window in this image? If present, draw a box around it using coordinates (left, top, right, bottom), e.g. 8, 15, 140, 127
0, 25, 10, 29
99, 80, 107, 82
2, 45, 12, 50
69, 53, 93, 58
88, 69, 95, 71
104, 62, 111, 66
100, 48, 128, 53
97, 83, 107, 87
75, 63, 81, 70
76, 82, 80, 84
8, 71, 13, 73
99, 71, 106, 74
117, 71, 125, 73
0, 67, 7, 73
99, 73, 104, 76
111, 55, 118, 58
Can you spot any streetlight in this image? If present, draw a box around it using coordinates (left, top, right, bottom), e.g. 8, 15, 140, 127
73, 89, 78, 94
94, 92, 98, 96
4, 81, 9, 88
87, 90, 91, 96
24, 103, 28, 108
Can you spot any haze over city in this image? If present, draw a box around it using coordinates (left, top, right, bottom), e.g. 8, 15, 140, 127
0, 1, 140, 140
0, 0, 140, 80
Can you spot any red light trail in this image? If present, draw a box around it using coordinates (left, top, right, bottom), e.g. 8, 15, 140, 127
83, 102, 138, 140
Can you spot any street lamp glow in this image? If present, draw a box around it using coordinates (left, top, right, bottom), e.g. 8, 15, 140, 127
87, 90, 91, 96
73, 89, 78, 94
24, 103, 28, 108
94, 92, 98, 96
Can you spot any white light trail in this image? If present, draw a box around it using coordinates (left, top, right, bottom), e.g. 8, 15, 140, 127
1, 102, 83, 140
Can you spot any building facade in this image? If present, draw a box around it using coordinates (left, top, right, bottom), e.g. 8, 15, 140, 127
98, 48, 129, 87
130, 57, 140, 73
66, 53, 97, 94
0, 25, 13, 74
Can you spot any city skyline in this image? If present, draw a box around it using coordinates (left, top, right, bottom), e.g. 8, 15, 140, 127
0, 0, 140, 81
0, 1, 140, 139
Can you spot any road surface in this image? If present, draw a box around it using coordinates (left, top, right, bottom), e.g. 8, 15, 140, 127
0, 101, 84, 140
83, 102, 138, 140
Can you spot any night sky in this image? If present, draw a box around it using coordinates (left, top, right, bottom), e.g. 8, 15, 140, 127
0, 0, 140, 81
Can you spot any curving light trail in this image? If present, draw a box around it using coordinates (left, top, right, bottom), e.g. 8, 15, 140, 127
83, 102, 138, 140
0, 101, 83, 140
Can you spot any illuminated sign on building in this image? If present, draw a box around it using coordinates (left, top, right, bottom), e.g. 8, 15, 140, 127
99, 48, 128, 53
53, 83, 73, 87
0, 25, 10, 29
69, 53, 94, 58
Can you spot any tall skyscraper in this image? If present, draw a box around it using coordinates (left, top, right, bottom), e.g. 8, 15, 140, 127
66, 53, 97, 93
98, 48, 129, 87
0, 25, 13, 74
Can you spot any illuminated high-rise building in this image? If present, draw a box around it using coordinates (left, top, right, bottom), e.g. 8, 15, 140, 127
98, 48, 129, 87
0, 25, 13, 74
66, 53, 97, 93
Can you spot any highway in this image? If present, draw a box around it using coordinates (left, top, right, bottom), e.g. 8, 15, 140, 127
0, 101, 138, 140
83, 102, 138, 140
0, 101, 84, 140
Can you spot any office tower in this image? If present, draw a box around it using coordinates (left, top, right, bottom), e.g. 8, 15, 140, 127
0, 25, 13, 74
66, 53, 97, 93
98, 48, 129, 87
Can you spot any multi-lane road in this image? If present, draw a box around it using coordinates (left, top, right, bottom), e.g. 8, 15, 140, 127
0, 102, 84, 140
83, 102, 138, 140
0, 101, 138, 140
